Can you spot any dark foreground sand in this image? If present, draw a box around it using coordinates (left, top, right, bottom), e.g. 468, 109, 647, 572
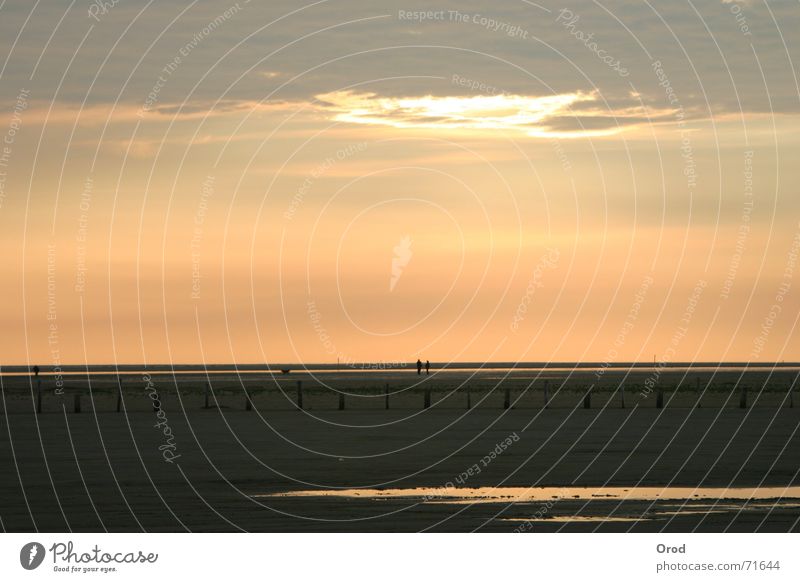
1, 385, 798, 531
0, 374, 800, 532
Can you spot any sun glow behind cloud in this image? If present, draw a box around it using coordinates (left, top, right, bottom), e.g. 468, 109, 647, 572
315, 90, 626, 138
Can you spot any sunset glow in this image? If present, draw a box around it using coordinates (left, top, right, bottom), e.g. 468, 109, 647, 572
315, 89, 617, 136
0, 0, 797, 366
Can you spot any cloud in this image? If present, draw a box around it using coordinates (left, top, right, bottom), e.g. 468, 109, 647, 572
15, 98, 299, 127
27, 89, 685, 142
314, 89, 595, 136
1, 0, 798, 119
312, 89, 681, 138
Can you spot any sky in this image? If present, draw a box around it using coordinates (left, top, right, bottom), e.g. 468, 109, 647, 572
0, 0, 799, 365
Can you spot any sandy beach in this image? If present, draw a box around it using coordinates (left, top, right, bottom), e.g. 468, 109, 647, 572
1, 368, 798, 532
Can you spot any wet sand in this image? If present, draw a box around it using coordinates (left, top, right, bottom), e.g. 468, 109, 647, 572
1, 369, 798, 532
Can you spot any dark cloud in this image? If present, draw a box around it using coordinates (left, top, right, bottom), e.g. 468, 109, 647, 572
0, 0, 797, 121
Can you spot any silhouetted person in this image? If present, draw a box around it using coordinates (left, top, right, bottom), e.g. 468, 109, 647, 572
425, 360, 430, 375
32, 365, 40, 377
416, 359, 422, 375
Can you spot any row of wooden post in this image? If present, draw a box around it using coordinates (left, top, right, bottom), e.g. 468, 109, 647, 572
270, 379, 782, 412
31, 376, 796, 413
271, 379, 742, 411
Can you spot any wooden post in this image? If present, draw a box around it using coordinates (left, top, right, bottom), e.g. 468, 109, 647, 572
739, 384, 747, 409
424, 387, 431, 409
36, 378, 42, 414
338, 391, 345, 410
384, 384, 389, 410
31, 368, 40, 414
245, 388, 252, 411
74, 393, 81, 413
583, 386, 591, 409
296, 381, 303, 410
204, 383, 210, 409
620, 384, 626, 409
116, 376, 122, 413
656, 385, 664, 409
504, 387, 510, 409
543, 380, 549, 409
696, 377, 701, 408
466, 385, 471, 409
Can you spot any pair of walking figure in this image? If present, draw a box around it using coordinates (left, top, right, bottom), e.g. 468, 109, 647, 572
416, 359, 430, 375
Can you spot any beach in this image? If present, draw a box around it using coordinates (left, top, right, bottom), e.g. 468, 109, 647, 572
1, 367, 798, 532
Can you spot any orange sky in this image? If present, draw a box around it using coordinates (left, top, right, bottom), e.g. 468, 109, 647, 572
1, 1, 798, 365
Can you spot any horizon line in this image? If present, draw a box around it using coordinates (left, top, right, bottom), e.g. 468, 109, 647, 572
2, 360, 798, 375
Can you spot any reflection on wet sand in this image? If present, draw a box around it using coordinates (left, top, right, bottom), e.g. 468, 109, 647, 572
258, 485, 800, 504
257, 485, 800, 525
507, 501, 800, 524
507, 515, 642, 523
